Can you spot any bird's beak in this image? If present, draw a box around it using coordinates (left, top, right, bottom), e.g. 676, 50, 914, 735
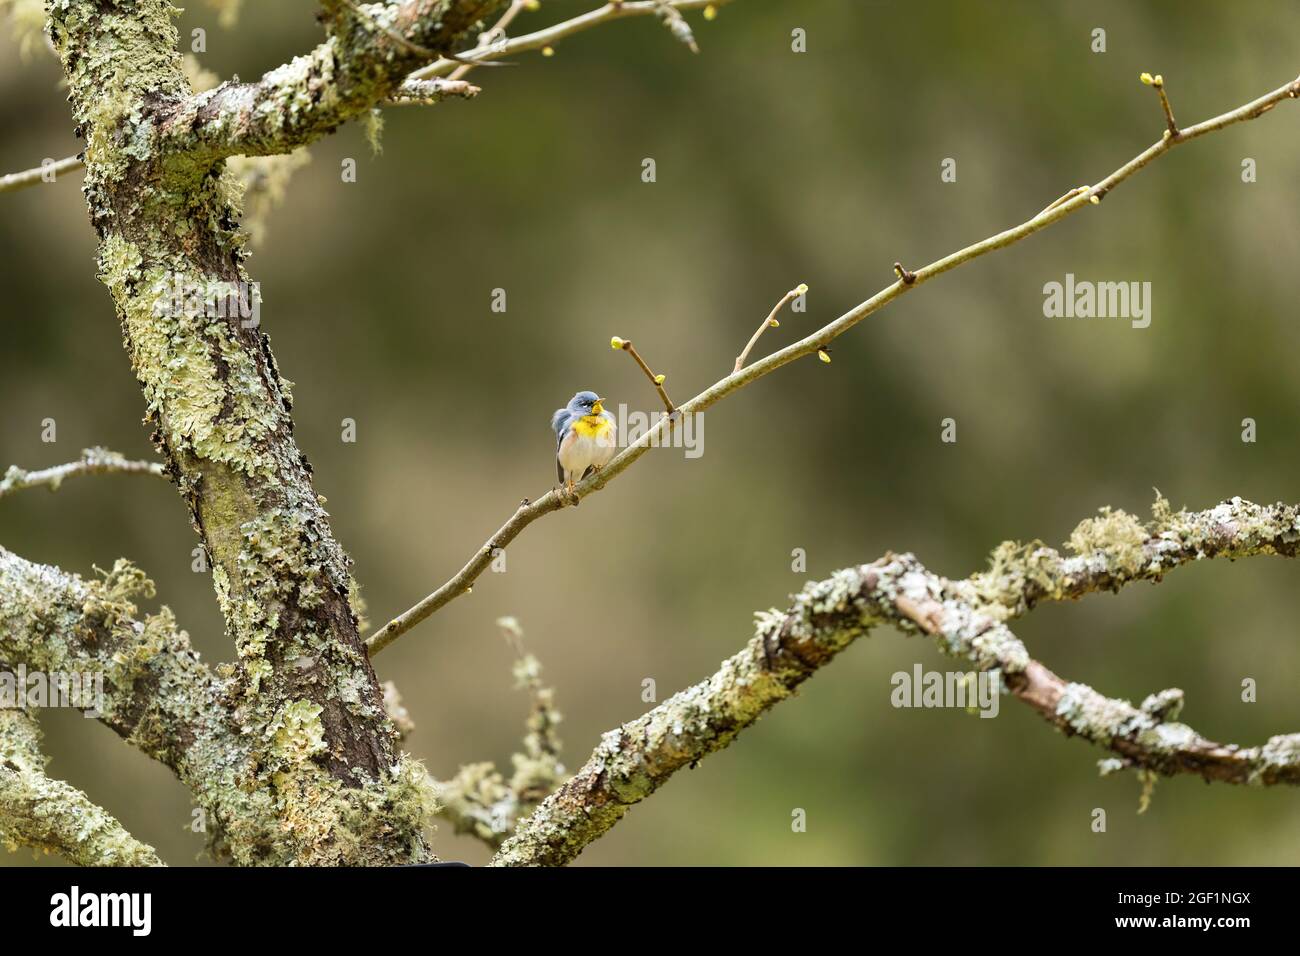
593, 398, 606, 413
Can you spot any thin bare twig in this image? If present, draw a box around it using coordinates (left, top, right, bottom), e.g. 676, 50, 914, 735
0, 448, 165, 501
410, 0, 728, 80
1141, 72, 1179, 136
365, 73, 1300, 657
0, 156, 84, 195
448, 0, 534, 80
610, 336, 675, 414
734, 283, 804, 372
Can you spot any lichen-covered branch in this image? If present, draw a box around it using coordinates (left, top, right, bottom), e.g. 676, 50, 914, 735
432, 617, 565, 847
370, 71, 1300, 656
0, 545, 439, 864
0, 547, 266, 861
45, 0, 442, 864
965, 496, 1300, 619
0, 710, 163, 866
0, 447, 164, 501
157, 0, 505, 161
490, 498, 1300, 866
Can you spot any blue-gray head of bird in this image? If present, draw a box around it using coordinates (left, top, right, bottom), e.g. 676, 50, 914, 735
552, 390, 606, 433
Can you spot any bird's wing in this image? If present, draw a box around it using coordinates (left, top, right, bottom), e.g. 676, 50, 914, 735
556, 425, 579, 483
554, 412, 571, 482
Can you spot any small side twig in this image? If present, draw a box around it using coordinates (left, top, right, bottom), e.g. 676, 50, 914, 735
385, 77, 480, 106
654, 0, 700, 53
409, 1, 732, 80
1141, 72, 1179, 137
610, 336, 675, 414
0, 447, 165, 501
0, 156, 84, 195
892, 262, 916, 284
432, 616, 566, 848
1035, 185, 1092, 218
734, 283, 805, 372
449, 0, 535, 80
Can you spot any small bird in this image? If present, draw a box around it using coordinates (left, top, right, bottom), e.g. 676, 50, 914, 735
551, 390, 617, 501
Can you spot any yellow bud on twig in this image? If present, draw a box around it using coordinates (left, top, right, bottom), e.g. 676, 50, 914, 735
1140, 72, 1154, 85
611, 336, 625, 350
794, 283, 808, 296
654, 373, 666, 384
769, 318, 780, 328
542, 45, 555, 57
818, 349, 832, 364
704, 4, 717, 21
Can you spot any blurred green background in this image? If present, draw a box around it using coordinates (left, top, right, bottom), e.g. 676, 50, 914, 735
2, 0, 1299, 866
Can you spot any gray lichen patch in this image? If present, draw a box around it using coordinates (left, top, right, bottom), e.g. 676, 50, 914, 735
1251, 734, 1300, 786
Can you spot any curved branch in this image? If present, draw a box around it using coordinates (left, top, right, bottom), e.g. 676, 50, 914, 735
0, 711, 164, 866
490, 499, 1300, 866
369, 71, 1300, 656
0, 448, 165, 501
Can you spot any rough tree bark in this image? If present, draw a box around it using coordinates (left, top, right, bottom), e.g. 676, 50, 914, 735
42, 0, 507, 865
0, 1, 1296, 867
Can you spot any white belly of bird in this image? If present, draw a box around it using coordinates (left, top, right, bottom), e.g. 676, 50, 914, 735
559, 429, 617, 480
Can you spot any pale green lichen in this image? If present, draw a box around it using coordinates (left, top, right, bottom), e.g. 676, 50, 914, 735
1136, 769, 1158, 814
0, 710, 164, 866
1066, 506, 1149, 571
364, 107, 384, 155
270, 700, 327, 765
